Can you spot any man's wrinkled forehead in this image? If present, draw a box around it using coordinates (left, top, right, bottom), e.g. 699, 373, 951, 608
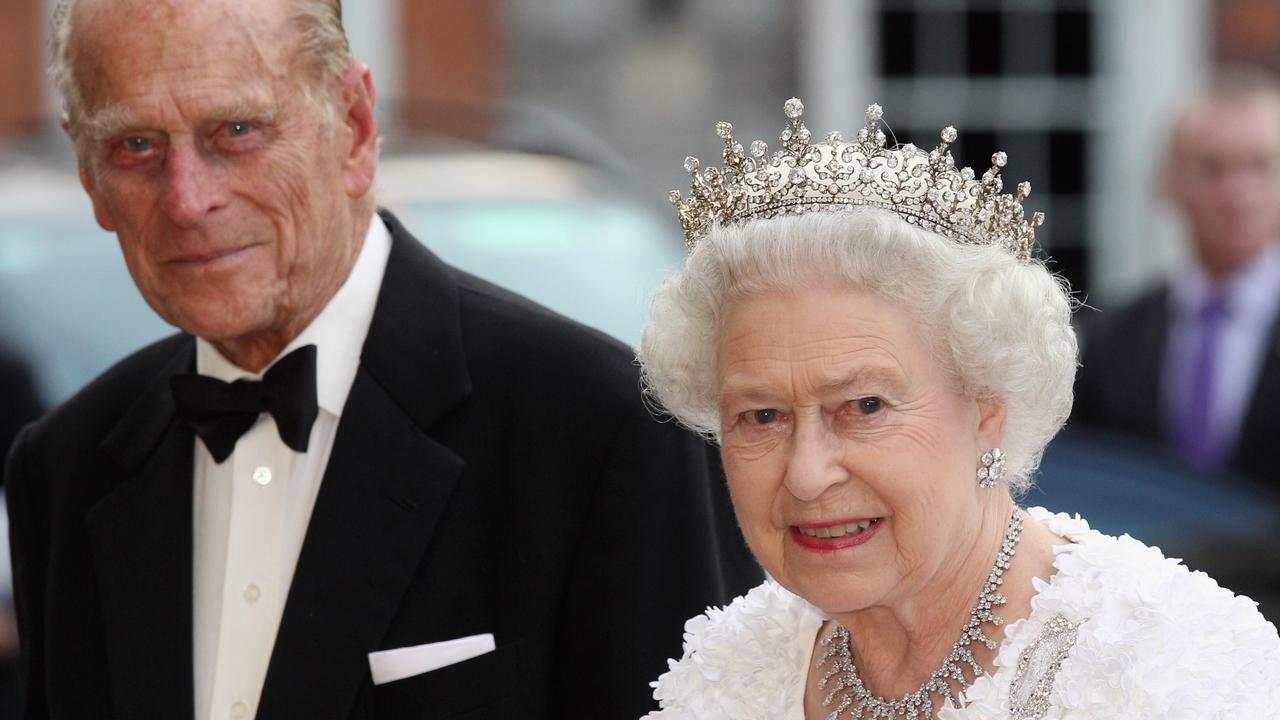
70, 0, 296, 112
1172, 92, 1280, 157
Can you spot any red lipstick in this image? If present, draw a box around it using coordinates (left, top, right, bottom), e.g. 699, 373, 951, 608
790, 517, 883, 552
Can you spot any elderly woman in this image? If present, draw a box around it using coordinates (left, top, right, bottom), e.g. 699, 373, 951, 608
640, 100, 1280, 719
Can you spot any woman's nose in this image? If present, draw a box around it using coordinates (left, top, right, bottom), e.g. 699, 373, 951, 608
782, 415, 850, 502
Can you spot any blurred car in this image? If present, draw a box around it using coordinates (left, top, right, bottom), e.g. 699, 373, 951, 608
1035, 426, 1280, 623
376, 152, 684, 350
0, 152, 685, 407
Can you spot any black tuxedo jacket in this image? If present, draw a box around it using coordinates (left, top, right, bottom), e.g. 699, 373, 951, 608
0, 350, 43, 487
1073, 283, 1280, 483
5, 210, 760, 720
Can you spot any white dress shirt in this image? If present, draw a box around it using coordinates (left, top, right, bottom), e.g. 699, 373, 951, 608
1161, 243, 1280, 463
192, 217, 391, 720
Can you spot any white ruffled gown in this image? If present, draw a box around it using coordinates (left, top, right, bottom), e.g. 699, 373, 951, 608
646, 508, 1280, 719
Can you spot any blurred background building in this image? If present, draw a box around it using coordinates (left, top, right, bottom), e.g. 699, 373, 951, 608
10, 0, 1280, 337
2, 2, 1280, 706
9, 0, 1280, 346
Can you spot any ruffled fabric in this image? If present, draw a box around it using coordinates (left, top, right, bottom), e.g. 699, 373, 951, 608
646, 508, 1280, 719
645, 581, 824, 720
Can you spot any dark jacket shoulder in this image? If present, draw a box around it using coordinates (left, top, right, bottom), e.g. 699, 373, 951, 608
1079, 284, 1168, 350
1072, 283, 1169, 434
448, 265, 645, 411
18, 333, 190, 456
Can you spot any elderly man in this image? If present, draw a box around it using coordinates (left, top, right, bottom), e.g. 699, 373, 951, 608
1074, 69, 1280, 483
4, 1, 759, 719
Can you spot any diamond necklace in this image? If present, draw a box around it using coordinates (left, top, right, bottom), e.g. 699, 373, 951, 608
814, 509, 1023, 720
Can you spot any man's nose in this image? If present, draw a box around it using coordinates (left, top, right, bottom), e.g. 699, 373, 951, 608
782, 416, 850, 502
162, 144, 227, 228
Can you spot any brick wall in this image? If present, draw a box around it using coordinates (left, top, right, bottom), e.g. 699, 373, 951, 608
1216, 0, 1280, 72
0, 0, 43, 136
397, 0, 502, 141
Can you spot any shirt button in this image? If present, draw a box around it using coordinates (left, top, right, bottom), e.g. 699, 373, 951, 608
244, 583, 261, 604
230, 700, 249, 719
252, 466, 272, 486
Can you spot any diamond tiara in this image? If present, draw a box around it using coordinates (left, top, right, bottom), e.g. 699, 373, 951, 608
669, 99, 1045, 262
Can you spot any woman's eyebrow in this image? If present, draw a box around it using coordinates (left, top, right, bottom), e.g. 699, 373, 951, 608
815, 367, 906, 397
717, 377, 780, 405
718, 366, 907, 404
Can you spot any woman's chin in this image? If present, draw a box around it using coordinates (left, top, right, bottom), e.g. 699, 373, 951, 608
776, 542, 889, 612
786, 571, 884, 617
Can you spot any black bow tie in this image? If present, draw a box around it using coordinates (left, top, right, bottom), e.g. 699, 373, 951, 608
170, 344, 320, 463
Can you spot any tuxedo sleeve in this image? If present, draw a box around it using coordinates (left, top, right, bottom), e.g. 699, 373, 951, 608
5, 426, 49, 720
554, 403, 760, 718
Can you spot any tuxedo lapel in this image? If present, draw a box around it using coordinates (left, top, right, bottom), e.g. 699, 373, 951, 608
256, 370, 465, 720
88, 339, 197, 720
257, 211, 472, 720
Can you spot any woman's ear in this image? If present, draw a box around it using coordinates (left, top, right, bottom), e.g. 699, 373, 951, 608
976, 397, 1007, 450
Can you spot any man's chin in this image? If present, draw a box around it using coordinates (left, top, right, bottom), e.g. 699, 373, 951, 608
1197, 235, 1268, 273
157, 303, 276, 345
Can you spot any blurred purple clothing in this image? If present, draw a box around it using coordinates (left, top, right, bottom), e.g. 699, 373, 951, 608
1170, 291, 1230, 468
1161, 244, 1280, 469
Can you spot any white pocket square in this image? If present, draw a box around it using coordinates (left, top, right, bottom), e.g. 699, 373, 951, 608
368, 633, 497, 686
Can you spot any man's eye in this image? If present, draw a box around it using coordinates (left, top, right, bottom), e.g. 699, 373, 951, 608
855, 397, 882, 415
749, 409, 780, 425
226, 122, 253, 138
122, 136, 152, 153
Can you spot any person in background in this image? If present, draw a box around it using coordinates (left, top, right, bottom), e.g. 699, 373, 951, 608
5, 1, 758, 719
1074, 68, 1280, 483
0, 349, 43, 719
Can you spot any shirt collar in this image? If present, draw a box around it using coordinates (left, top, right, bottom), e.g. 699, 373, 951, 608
1170, 242, 1280, 322
196, 214, 393, 417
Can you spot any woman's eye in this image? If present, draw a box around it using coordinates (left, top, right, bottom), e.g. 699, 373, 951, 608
122, 136, 152, 153
855, 397, 882, 415
749, 409, 780, 425
226, 122, 253, 138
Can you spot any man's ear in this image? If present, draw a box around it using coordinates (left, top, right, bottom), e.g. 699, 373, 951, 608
338, 63, 378, 200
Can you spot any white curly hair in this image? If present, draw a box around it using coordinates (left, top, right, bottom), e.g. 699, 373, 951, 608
637, 208, 1078, 493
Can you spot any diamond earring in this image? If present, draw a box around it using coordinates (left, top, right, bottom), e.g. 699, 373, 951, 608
977, 448, 1005, 488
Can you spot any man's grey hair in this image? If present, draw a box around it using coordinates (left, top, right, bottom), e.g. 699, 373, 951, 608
637, 209, 1079, 494
1168, 64, 1280, 154
50, 0, 356, 164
